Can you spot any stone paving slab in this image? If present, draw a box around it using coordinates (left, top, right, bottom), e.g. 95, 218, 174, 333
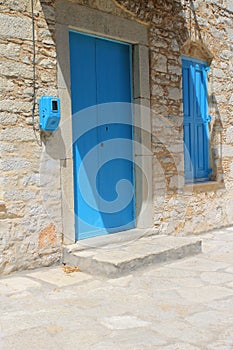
27, 267, 92, 287
62, 234, 202, 277
0, 227, 233, 350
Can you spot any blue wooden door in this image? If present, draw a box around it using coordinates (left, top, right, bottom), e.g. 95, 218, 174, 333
69, 31, 135, 240
182, 57, 209, 182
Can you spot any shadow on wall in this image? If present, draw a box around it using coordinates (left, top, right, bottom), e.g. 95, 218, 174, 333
209, 93, 224, 183
37, 1, 66, 161
138, 0, 189, 194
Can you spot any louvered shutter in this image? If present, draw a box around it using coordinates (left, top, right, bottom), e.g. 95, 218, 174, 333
182, 57, 210, 182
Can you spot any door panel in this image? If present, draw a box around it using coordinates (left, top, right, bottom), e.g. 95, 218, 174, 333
69, 31, 135, 240
69, 32, 97, 111
96, 38, 131, 103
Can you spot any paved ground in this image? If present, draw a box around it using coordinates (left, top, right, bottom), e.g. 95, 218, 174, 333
0, 227, 233, 350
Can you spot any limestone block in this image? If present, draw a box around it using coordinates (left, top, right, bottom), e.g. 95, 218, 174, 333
226, 126, 233, 144
40, 72, 55, 83
210, 27, 225, 39
40, 47, 57, 58
0, 113, 18, 125
169, 175, 184, 190
168, 65, 181, 75
40, 59, 56, 69
171, 38, 179, 52
214, 94, 227, 104
0, 13, 32, 40
220, 50, 233, 60
39, 28, 54, 39
0, 220, 11, 235
152, 84, 164, 97
151, 38, 168, 49
168, 87, 181, 101
0, 61, 33, 79
0, 128, 35, 142
222, 145, 233, 157
40, 4, 55, 21
0, 43, 20, 59
21, 55, 31, 64
133, 98, 152, 154
227, 0, 233, 11
171, 75, 179, 82
60, 158, 75, 244
152, 53, 167, 73
21, 173, 40, 186
41, 38, 55, 45
56, 1, 148, 45
3, 190, 36, 201
214, 69, 226, 79
56, 23, 70, 89
219, 62, 228, 70
226, 28, 233, 41
0, 158, 31, 171
38, 87, 57, 97
3, 0, 29, 12
0, 100, 32, 113
39, 155, 62, 231
0, 77, 14, 92
133, 45, 150, 99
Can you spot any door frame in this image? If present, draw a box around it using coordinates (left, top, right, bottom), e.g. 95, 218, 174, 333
55, 1, 153, 244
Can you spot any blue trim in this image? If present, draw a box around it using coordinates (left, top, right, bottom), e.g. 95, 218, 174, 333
182, 55, 209, 67
128, 44, 136, 226
69, 29, 131, 48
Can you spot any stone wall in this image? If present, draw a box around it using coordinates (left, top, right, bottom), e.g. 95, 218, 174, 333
117, 0, 233, 235
0, 0, 61, 274
0, 0, 233, 274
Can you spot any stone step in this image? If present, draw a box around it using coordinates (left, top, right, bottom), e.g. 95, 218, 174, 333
62, 234, 202, 278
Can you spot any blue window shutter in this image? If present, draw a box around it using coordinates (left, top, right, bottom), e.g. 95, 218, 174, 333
182, 57, 210, 182
193, 62, 209, 180
182, 59, 195, 181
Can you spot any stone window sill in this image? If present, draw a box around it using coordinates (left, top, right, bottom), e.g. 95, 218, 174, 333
183, 181, 224, 193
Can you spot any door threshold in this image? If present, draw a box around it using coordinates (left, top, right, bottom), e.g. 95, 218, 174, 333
62, 234, 202, 278
64, 227, 157, 253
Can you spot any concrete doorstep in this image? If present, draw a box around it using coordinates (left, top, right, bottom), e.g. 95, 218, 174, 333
62, 233, 202, 278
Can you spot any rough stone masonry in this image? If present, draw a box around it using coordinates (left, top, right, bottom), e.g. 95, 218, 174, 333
0, 0, 233, 274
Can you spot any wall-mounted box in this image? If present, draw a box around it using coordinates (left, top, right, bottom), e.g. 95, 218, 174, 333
39, 96, 61, 132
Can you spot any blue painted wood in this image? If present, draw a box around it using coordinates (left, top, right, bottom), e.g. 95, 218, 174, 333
69, 31, 135, 240
182, 63, 194, 180
182, 57, 210, 182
